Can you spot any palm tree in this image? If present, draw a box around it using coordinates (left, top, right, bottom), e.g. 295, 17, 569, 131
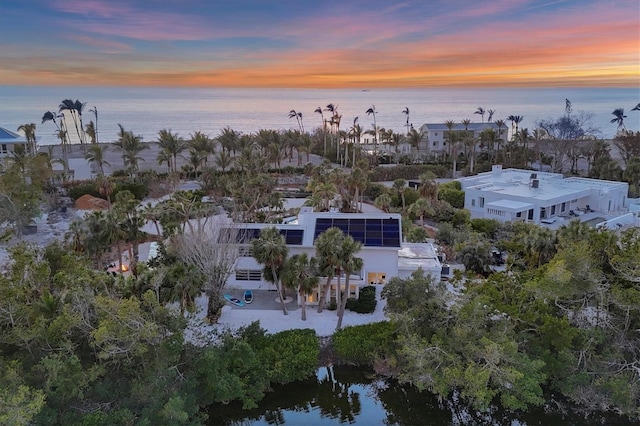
189, 131, 215, 168
315, 106, 327, 157
282, 253, 319, 321
113, 123, 128, 168
85, 121, 96, 144
474, 107, 486, 122
366, 105, 378, 155
217, 126, 239, 155
487, 109, 496, 122
186, 148, 206, 175
409, 197, 434, 226
288, 109, 304, 133
124, 135, 148, 176
374, 193, 392, 213
251, 227, 289, 315
494, 119, 506, 155
163, 263, 205, 315
407, 127, 424, 158
16, 123, 37, 156
444, 120, 456, 158
508, 115, 523, 139
418, 172, 439, 201
402, 107, 410, 134
85, 144, 110, 175
214, 149, 233, 172
89, 106, 98, 144
348, 165, 368, 212
314, 227, 344, 313
42, 111, 69, 173
393, 178, 407, 209
59, 99, 86, 146
325, 104, 342, 160
157, 128, 187, 172
610, 108, 627, 131
336, 236, 363, 330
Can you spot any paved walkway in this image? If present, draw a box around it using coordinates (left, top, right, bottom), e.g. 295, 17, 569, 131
223, 289, 299, 311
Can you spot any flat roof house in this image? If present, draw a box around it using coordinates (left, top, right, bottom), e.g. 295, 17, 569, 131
228, 208, 442, 305
0, 127, 28, 159
459, 165, 629, 224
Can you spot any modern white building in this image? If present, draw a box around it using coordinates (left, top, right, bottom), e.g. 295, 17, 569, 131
420, 122, 505, 154
228, 208, 442, 305
459, 165, 629, 224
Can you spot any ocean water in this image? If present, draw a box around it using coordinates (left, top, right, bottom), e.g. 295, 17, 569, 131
0, 86, 637, 146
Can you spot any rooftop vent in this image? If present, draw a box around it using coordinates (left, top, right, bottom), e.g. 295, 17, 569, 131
530, 173, 537, 179
531, 179, 540, 189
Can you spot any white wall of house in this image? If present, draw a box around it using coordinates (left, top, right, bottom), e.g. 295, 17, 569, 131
226, 210, 441, 306
459, 166, 629, 224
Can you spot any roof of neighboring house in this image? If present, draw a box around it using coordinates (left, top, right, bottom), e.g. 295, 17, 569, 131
0, 127, 28, 144
420, 122, 500, 132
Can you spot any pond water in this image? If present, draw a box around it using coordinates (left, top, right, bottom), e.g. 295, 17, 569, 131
207, 366, 633, 425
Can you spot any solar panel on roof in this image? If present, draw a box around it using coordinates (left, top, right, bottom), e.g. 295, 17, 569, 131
313, 217, 401, 247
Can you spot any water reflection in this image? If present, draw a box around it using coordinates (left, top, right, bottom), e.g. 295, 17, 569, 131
207, 366, 634, 425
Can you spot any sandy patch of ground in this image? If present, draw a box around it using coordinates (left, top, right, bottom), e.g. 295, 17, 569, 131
184, 287, 389, 345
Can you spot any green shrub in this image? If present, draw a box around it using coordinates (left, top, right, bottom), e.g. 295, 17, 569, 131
364, 182, 389, 200
438, 186, 465, 208
470, 218, 501, 239
327, 300, 337, 311
345, 286, 377, 314
113, 182, 149, 200
259, 329, 320, 384
66, 183, 100, 201
332, 321, 396, 365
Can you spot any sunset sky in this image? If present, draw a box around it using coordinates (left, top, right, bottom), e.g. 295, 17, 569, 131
1, 0, 638, 88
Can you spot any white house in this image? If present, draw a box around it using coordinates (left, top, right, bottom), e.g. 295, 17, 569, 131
420, 122, 506, 154
228, 208, 442, 305
459, 165, 629, 224
0, 127, 28, 159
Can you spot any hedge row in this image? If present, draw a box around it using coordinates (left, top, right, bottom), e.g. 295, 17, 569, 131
368, 164, 450, 182
332, 321, 396, 365
65, 181, 149, 201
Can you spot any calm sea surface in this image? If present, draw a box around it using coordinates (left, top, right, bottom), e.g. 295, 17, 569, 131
1, 86, 637, 146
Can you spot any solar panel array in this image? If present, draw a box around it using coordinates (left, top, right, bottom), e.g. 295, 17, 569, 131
235, 228, 304, 245
313, 217, 401, 247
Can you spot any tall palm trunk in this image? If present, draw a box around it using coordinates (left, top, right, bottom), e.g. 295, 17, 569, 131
273, 266, 288, 315
336, 275, 350, 330
317, 274, 334, 313
299, 287, 307, 321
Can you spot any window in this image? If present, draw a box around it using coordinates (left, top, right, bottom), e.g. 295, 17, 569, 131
433, 142, 436, 147
435, 132, 438, 136
479, 197, 485, 208
561, 202, 566, 212
471, 199, 476, 207
236, 270, 262, 281
0, 144, 6, 154
541, 207, 547, 219
551, 205, 556, 215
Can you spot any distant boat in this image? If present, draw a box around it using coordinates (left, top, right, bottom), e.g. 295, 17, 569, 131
362, 89, 370, 92
243, 290, 254, 304
224, 294, 245, 307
